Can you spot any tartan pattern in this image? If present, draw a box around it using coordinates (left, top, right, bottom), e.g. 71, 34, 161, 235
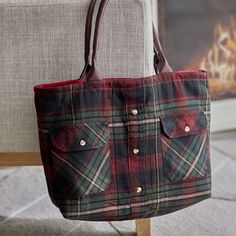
160, 110, 208, 138
34, 70, 212, 221
50, 122, 111, 197
160, 110, 209, 181
161, 129, 209, 181
50, 122, 110, 152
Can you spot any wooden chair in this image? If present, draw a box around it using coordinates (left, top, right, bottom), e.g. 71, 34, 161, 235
0, 152, 151, 236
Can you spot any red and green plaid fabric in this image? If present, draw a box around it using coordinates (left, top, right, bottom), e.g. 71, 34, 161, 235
34, 70, 211, 221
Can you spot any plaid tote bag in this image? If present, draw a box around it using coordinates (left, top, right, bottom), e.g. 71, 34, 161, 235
34, 0, 211, 221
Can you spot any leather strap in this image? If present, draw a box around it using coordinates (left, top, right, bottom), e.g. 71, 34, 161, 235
152, 24, 172, 73
84, 0, 97, 66
82, 0, 172, 79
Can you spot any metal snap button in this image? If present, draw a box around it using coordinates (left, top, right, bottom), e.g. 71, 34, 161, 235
131, 109, 138, 115
136, 187, 143, 193
133, 148, 140, 155
184, 126, 190, 133
79, 139, 86, 146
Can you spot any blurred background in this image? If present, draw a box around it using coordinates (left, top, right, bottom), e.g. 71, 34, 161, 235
157, 0, 236, 132
0, 0, 235, 235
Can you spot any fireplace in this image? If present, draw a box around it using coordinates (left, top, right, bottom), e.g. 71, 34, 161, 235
159, 0, 236, 101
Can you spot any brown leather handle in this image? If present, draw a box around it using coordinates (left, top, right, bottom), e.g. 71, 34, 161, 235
82, 0, 172, 79
152, 24, 172, 73
84, 0, 97, 66
91, 0, 108, 66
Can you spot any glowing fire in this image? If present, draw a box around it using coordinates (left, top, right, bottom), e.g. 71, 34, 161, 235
188, 16, 236, 100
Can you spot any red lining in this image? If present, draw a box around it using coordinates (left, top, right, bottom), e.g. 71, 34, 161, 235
34, 70, 207, 90
34, 79, 85, 90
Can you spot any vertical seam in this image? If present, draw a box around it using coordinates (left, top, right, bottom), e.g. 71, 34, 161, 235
151, 76, 160, 214
205, 78, 210, 124
125, 85, 132, 217
70, 84, 76, 123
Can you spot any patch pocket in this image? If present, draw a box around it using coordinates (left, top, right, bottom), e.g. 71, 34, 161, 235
49, 121, 111, 197
160, 109, 210, 182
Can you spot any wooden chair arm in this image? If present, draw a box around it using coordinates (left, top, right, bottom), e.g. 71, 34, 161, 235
0, 152, 42, 166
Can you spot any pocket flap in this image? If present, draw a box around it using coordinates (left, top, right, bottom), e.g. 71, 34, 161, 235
50, 121, 110, 152
160, 110, 208, 139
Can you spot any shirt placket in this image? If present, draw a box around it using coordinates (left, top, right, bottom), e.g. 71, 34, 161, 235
125, 86, 149, 215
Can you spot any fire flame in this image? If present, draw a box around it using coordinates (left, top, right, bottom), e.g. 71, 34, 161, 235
188, 16, 236, 100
